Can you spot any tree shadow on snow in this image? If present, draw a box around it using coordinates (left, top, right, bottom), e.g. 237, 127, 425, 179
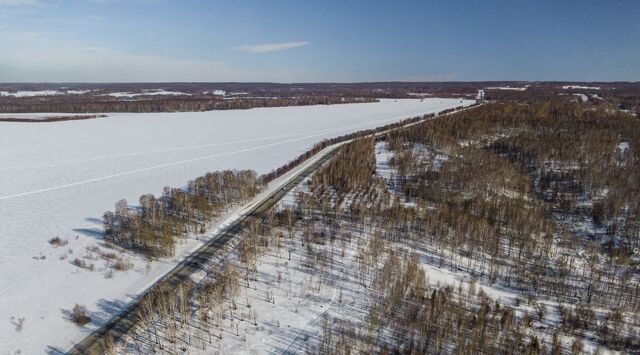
59, 297, 130, 329
72, 216, 106, 240
44, 346, 66, 355
73, 227, 104, 239
85, 217, 103, 225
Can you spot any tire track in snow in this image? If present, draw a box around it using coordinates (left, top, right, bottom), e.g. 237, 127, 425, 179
0, 112, 431, 201
1, 132, 309, 172
0, 115, 404, 172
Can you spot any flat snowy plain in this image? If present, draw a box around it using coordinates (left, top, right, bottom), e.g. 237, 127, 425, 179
0, 98, 473, 353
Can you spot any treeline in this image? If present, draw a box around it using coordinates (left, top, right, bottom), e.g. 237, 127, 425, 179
0, 114, 106, 123
394, 102, 640, 257
319, 255, 565, 354
103, 170, 263, 258
259, 105, 470, 184
311, 137, 377, 195
0, 96, 376, 114
304, 106, 640, 352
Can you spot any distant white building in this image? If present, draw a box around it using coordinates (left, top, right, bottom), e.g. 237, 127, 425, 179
476, 89, 485, 101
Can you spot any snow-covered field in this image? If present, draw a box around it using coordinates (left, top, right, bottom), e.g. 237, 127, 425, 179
104, 89, 192, 97
485, 85, 529, 91
574, 93, 589, 102
0, 90, 94, 97
562, 85, 601, 90
0, 98, 472, 353
0, 113, 101, 121
0, 90, 65, 97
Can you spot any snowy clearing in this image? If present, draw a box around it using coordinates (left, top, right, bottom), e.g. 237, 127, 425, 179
0, 98, 472, 353
104, 90, 192, 97
573, 93, 589, 102
562, 85, 601, 90
0, 113, 104, 122
485, 85, 529, 91
0, 90, 65, 97
0, 90, 92, 97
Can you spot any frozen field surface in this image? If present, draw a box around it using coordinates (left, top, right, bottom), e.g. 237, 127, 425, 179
0, 98, 472, 353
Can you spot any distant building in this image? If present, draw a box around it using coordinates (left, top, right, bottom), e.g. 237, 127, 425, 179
476, 89, 485, 101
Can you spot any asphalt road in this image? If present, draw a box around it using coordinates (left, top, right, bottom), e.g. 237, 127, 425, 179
68, 145, 340, 355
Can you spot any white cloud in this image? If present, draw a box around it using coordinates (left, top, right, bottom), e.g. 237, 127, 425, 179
235, 41, 309, 54
0, 0, 41, 6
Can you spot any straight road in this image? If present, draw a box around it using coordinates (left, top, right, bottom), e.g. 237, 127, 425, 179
68, 145, 341, 355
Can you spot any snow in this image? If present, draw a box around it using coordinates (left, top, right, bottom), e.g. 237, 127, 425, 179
0, 90, 64, 97
562, 85, 601, 90
617, 141, 629, 153
375, 141, 395, 181
573, 93, 588, 102
66, 90, 92, 95
104, 89, 191, 97
485, 85, 528, 91
202, 90, 227, 95
0, 98, 473, 353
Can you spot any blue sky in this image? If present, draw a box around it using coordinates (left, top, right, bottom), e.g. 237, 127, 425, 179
0, 0, 638, 82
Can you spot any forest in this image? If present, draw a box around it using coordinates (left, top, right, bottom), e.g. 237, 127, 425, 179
0, 95, 376, 114
93, 99, 640, 354
103, 170, 263, 258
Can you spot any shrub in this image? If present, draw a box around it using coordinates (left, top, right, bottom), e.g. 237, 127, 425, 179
48, 236, 68, 247
112, 258, 133, 271
71, 304, 91, 326
71, 258, 94, 271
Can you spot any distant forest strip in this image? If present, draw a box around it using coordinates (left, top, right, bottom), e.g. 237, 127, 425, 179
0, 96, 377, 114
103, 170, 264, 259
0, 114, 107, 123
